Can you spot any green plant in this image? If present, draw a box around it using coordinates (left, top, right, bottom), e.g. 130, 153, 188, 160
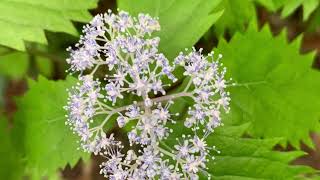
1, 0, 320, 179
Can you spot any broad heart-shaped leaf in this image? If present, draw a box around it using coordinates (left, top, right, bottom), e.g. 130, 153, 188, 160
0, 0, 97, 51
12, 76, 89, 178
215, 24, 320, 148
165, 123, 314, 179
0, 116, 24, 180
117, 0, 223, 60
257, 0, 319, 21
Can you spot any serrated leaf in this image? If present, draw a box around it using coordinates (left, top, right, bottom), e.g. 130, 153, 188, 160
258, 0, 319, 21
213, 0, 257, 35
207, 125, 313, 179
12, 76, 89, 178
214, 0, 320, 35
117, 0, 223, 60
306, 7, 320, 32
165, 123, 314, 179
282, 0, 319, 21
0, 0, 97, 51
215, 24, 320, 148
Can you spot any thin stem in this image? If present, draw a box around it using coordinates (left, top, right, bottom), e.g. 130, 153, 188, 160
152, 92, 193, 104
160, 141, 174, 152
90, 64, 101, 76
98, 114, 113, 130
183, 77, 193, 92
158, 146, 187, 164
231, 81, 267, 87
97, 100, 114, 111
104, 91, 194, 115
158, 147, 176, 159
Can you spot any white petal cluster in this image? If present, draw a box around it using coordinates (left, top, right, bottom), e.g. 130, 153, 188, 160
65, 10, 231, 180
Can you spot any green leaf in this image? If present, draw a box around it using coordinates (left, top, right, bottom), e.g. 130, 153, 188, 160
0, 0, 97, 51
282, 0, 319, 21
255, 0, 277, 10
0, 116, 24, 180
117, 0, 223, 60
306, 7, 320, 32
0, 49, 29, 79
0, 77, 5, 108
35, 56, 53, 78
213, 0, 319, 35
12, 76, 89, 178
165, 123, 314, 179
213, 0, 257, 35
215, 24, 320, 148
207, 125, 314, 179
258, 0, 319, 21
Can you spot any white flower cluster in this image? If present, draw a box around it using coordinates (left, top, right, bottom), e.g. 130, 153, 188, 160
65, 10, 231, 180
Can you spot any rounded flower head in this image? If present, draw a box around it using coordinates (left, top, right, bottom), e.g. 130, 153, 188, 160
65, 10, 231, 180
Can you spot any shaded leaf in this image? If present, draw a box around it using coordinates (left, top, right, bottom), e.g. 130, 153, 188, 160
0, 116, 24, 180
0, 49, 29, 79
35, 56, 53, 78
0, 77, 5, 108
213, 0, 257, 35
258, 0, 319, 21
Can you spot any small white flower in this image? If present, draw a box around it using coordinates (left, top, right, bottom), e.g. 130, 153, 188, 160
174, 140, 191, 158
116, 115, 127, 128
125, 105, 140, 118
191, 136, 207, 153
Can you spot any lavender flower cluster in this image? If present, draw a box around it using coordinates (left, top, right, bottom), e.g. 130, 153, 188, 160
65, 10, 231, 180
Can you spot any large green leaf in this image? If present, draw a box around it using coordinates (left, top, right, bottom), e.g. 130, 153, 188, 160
209, 125, 314, 179
12, 76, 89, 178
0, 0, 97, 51
117, 0, 223, 60
215, 24, 320, 148
165, 123, 314, 179
0, 116, 24, 180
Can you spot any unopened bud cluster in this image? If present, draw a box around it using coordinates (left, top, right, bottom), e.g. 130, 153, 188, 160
65, 10, 231, 180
